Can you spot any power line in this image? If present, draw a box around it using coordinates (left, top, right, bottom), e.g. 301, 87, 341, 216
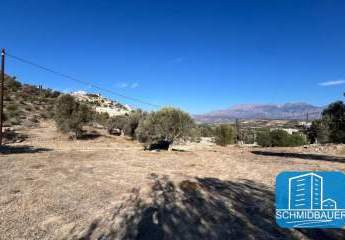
5, 52, 161, 108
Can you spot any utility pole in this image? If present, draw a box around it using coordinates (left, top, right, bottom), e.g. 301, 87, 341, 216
0, 49, 5, 146
235, 118, 241, 144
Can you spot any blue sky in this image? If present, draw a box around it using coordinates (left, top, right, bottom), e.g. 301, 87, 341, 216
1, 0, 345, 114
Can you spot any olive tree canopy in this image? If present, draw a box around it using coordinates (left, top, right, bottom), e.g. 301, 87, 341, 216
136, 107, 195, 149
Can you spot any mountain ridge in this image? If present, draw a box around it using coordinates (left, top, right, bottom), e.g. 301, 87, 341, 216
194, 103, 324, 123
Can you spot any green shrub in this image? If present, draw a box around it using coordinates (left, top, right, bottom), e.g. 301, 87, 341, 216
257, 129, 306, 147
198, 123, 215, 137
215, 124, 236, 146
54, 94, 92, 138
5, 76, 21, 91
307, 119, 330, 144
40, 88, 60, 99
256, 129, 272, 147
307, 101, 345, 144
5, 103, 21, 120
241, 128, 256, 144
6, 103, 19, 112
93, 112, 110, 126
270, 129, 291, 147
10, 118, 20, 126
136, 107, 195, 149
288, 133, 307, 146
123, 110, 145, 138
321, 101, 345, 143
46, 105, 55, 119
107, 115, 128, 134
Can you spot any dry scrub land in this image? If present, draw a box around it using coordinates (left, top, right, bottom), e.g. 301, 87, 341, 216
1, 122, 345, 239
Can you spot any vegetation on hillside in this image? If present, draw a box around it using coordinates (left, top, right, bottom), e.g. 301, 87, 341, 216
3, 74, 60, 127
4, 73, 345, 149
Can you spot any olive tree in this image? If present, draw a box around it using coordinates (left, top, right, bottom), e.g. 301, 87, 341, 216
123, 110, 145, 138
322, 101, 345, 143
135, 107, 195, 150
54, 94, 92, 138
307, 119, 330, 144
107, 115, 128, 135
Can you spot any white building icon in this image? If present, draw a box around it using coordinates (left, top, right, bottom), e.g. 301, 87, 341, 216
323, 199, 337, 209
288, 173, 337, 210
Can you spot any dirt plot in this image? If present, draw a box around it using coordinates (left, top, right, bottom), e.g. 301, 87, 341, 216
1, 122, 345, 239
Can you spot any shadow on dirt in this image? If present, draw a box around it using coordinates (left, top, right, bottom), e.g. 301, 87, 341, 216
76, 131, 103, 140
3, 129, 28, 144
251, 150, 345, 163
0, 145, 52, 154
77, 174, 345, 240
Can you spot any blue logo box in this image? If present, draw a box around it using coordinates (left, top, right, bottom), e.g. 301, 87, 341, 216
275, 171, 345, 228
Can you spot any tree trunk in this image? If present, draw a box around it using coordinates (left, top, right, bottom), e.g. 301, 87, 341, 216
168, 142, 173, 151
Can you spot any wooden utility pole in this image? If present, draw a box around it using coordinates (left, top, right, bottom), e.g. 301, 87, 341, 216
0, 49, 5, 146
235, 118, 241, 144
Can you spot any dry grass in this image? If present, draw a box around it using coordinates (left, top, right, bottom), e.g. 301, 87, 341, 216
0, 121, 345, 239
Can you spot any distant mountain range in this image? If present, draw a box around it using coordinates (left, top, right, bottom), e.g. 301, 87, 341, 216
194, 103, 323, 123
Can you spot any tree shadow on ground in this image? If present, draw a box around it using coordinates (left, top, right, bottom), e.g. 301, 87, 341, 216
171, 148, 188, 152
251, 150, 345, 163
0, 145, 52, 154
77, 175, 345, 240
76, 131, 102, 140
3, 129, 28, 144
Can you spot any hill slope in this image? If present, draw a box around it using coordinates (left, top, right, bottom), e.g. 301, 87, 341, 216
71, 91, 131, 117
2, 74, 130, 130
3, 74, 60, 128
194, 103, 323, 123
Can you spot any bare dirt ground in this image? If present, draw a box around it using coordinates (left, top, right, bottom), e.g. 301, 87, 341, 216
1, 121, 345, 240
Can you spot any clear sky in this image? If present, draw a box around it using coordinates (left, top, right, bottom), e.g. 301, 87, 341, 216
1, 0, 345, 114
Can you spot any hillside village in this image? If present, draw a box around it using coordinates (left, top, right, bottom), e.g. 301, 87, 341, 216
71, 91, 132, 116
